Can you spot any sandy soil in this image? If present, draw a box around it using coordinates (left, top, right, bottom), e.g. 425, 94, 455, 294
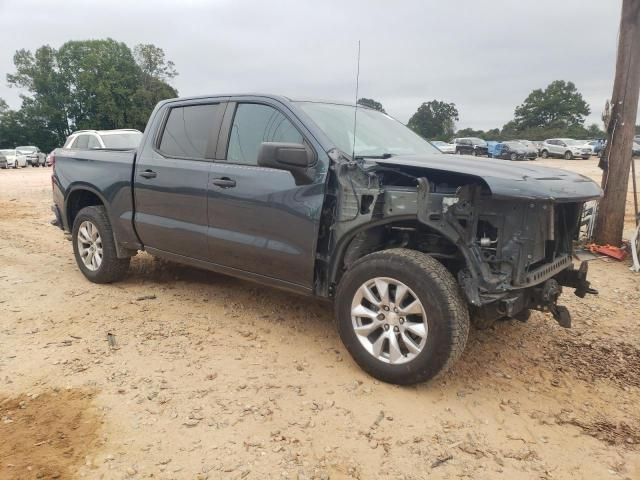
0, 159, 639, 480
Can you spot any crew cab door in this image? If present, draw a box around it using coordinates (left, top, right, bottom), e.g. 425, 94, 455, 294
133, 100, 226, 260
206, 100, 327, 289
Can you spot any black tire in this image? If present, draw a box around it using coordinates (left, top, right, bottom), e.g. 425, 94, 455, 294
471, 150, 477, 156
72, 206, 130, 283
335, 248, 470, 385
510, 153, 517, 161
564, 151, 572, 160
541, 150, 549, 159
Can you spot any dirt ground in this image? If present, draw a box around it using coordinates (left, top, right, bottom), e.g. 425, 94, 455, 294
1, 158, 640, 480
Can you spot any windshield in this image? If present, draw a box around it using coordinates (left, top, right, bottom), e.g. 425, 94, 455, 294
564, 139, 582, 146
0, 149, 15, 155
99, 132, 142, 149
16, 146, 36, 153
504, 141, 524, 148
297, 102, 441, 157
432, 141, 446, 146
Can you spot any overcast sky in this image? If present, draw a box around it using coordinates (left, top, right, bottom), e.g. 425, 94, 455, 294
0, 0, 626, 130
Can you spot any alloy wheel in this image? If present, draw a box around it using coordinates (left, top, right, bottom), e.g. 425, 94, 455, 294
350, 277, 428, 364
76, 220, 103, 271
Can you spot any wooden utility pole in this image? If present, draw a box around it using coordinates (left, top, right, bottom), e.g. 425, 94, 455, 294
594, 0, 640, 246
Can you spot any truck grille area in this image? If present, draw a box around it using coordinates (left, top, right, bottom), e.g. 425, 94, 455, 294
473, 200, 582, 289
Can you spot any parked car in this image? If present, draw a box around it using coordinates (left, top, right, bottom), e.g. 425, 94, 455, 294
540, 139, 591, 160
45, 150, 55, 167
0, 149, 27, 168
492, 141, 537, 161
430, 140, 455, 154
634, 142, 640, 157
516, 140, 540, 157
452, 137, 489, 156
51, 94, 600, 385
63, 129, 143, 150
585, 139, 605, 156
16, 146, 46, 167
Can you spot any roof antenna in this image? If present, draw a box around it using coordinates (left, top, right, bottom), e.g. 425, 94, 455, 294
351, 40, 361, 160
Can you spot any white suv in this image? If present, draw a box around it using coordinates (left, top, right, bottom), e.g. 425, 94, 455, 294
540, 138, 591, 160
63, 129, 143, 150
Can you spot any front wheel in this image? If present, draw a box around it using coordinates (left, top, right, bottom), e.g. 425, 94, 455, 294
564, 151, 573, 160
541, 150, 549, 158
335, 249, 470, 385
72, 206, 130, 283
510, 153, 517, 161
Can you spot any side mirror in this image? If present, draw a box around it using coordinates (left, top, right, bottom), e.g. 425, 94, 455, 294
257, 142, 316, 184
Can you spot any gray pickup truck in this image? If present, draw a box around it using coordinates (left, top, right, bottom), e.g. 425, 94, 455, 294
52, 94, 601, 384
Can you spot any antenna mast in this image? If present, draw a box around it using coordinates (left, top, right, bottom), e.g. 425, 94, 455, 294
351, 40, 361, 159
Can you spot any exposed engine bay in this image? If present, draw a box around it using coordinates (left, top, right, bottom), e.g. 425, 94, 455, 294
318, 151, 600, 328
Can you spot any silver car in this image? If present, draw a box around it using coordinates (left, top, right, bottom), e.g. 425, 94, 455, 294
0, 149, 27, 168
16, 146, 46, 167
540, 139, 591, 160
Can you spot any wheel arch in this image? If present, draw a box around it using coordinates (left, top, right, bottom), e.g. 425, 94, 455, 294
327, 216, 465, 294
65, 184, 109, 230
64, 185, 132, 259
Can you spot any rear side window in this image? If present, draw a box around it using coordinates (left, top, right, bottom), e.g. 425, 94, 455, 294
87, 136, 101, 149
227, 103, 303, 165
159, 103, 223, 159
75, 135, 89, 149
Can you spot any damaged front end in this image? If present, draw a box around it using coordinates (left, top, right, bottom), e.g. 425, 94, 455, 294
323, 151, 601, 328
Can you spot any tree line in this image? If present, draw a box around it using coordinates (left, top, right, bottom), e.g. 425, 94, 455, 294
0, 39, 619, 152
360, 80, 609, 142
0, 39, 178, 152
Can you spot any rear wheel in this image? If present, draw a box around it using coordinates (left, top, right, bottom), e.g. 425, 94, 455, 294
335, 249, 469, 385
564, 151, 573, 160
510, 153, 517, 161
471, 150, 477, 156
72, 206, 130, 283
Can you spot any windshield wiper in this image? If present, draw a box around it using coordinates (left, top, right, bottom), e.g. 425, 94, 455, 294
354, 153, 394, 160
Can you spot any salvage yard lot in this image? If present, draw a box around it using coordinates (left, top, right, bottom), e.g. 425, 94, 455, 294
1, 158, 640, 479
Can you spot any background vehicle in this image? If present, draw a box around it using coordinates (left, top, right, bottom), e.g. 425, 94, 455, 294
51, 94, 600, 385
516, 140, 540, 157
492, 141, 536, 161
585, 139, 605, 156
0, 149, 27, 168
634, 142, 640, 157
63, 129, 143, 150
430, 140, 455, 154
45, 150, 55, 167
452, 137, 489, 156
16, 146, 46, 167
0, 152, 7, 169
540, 139, 591, 160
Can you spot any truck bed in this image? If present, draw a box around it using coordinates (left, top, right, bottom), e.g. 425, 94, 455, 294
52, 148, 140, 251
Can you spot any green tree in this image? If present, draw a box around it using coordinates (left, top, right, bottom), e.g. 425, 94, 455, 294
133, 44, 178, 85
407, 100, 459, 140
357, 97, 386, 113
6, 39, 178, 148
513, 80, 590, 130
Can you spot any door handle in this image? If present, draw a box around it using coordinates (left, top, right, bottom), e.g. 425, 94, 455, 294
139, 169, 157, 179
211, 177, 236, 188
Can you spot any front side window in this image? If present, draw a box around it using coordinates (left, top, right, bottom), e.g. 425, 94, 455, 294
227, 103, 303, 165
159, 104, 223, 159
